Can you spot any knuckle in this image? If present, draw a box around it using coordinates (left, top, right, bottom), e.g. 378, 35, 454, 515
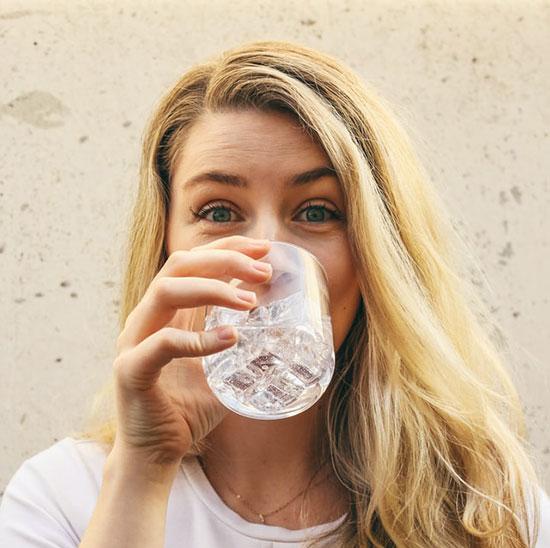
218, 254, 233, 277
123, 309, 134, 328
187, 332, 207, 356
166, 249, 189, 270
155, 328, 180, 355
112, 354, 128, 380
122, 305, 138, 332
153, 328, 207, 358
245, 254, 258, 268
210, 278, 231, 299
151, 276, 172, 303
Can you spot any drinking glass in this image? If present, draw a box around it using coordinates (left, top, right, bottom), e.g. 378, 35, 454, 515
203, 241, 335, 420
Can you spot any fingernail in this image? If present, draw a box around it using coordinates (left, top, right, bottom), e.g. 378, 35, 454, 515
217, 326, 237, 341
252, 239, 270, 246
235, 288, 256, 303
253, 261, 272, 273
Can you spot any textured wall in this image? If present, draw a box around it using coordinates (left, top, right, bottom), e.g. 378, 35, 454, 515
1, 0, 549, 496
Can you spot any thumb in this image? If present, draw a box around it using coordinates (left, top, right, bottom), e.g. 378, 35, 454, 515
202, 325, 239, 354
115, 326, 239, 389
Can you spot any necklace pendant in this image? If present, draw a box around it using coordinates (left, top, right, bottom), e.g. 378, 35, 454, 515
259, 513, 265, 523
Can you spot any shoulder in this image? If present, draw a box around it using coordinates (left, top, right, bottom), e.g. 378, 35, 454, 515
19, 436, 107, 469
6, 437, 108, 500
0, 437, 108, 546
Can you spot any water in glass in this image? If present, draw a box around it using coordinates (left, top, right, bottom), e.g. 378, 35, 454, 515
203, 291, 335, 419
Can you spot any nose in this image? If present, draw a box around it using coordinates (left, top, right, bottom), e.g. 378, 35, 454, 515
243, 213, 287, 243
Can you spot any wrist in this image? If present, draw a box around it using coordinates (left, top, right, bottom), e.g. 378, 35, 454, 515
104, 443, 181, 494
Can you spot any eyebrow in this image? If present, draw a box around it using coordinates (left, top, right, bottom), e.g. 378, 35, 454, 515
181, 166, 338, 190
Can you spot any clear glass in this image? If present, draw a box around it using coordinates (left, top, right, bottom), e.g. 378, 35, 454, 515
203, 241, 335, 420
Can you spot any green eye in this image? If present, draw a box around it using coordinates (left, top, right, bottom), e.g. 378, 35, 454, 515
191, 202, 238, 223
190, 201, 342, 224
211, 207, 232, 222
297, 202, 342, 223
305, 206, 326, 222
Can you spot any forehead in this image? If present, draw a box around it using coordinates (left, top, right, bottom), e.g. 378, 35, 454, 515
172, 109, 331, 180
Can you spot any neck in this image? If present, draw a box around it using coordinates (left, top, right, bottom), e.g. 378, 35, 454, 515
202, 397, 328, 486
199, 396, 347, 528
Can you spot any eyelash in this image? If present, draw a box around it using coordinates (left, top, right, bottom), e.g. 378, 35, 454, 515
189, 200, 343, 222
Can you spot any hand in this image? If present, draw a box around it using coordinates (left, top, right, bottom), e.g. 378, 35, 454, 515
111, 236, 272, 468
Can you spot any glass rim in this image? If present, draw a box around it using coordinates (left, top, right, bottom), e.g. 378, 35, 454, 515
265, 240, 329, 283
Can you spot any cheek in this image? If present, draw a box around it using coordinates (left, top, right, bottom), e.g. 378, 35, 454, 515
165, 206, 198, 255
322, 252, 361, 351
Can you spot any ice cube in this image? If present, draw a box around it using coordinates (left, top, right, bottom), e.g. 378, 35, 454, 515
205, 306, 248, 329
289, 362, 321, 386
318, 341, 334, 363
248, 382, 299, 412
295, 325, 320, 363
264, 382, 300, 406
247, 352, 282, 376
223, 371, 256, 393
265, 327, 295, 362
235, 328, 263, 364
269, 291, 304, 325
247, 389, 277, 411
203, 353, 234, 378
280, 369, 307, 391
272, 370, 306, 398
247, 304, 270, 326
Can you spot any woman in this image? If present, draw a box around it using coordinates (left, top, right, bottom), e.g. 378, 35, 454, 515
1, 41, 548, 547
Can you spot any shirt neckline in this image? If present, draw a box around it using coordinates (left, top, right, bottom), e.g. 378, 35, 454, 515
179, 456, 346, 542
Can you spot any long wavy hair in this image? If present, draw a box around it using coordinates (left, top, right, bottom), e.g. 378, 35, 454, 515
84, 41, 541, 547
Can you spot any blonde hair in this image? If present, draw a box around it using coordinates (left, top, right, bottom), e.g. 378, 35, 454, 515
84, 41, 541, 547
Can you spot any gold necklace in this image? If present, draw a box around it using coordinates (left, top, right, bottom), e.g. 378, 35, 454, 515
198, 457, 330, 524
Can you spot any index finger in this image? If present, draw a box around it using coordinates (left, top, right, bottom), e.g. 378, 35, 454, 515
153, 236, 272, 283
190, 236, 271, 257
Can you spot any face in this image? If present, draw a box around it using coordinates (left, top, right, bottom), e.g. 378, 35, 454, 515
166, 109, 361, 351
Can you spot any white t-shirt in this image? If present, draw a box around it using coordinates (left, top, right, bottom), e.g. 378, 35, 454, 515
0, 437, 549, 547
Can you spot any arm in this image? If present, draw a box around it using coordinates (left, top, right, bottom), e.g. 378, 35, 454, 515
76, 236, 271, 547
1, 237, 271, 548
79, 451, 179, 548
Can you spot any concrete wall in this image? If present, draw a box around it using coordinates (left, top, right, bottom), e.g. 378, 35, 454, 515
1, 0, 549, 495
